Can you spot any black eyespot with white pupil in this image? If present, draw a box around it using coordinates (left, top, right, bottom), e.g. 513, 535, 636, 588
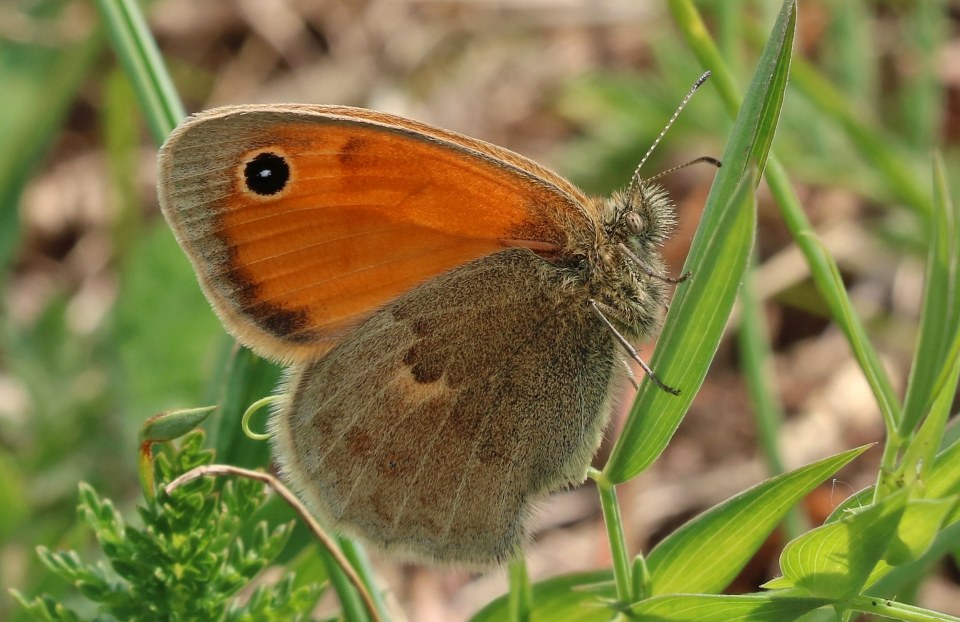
243, 152, 290, 195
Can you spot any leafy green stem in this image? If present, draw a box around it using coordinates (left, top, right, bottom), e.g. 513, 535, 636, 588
589, 468, 633, 605
340, 539, 391, 622
508, 557, 533, 622
849, 594, 960, 622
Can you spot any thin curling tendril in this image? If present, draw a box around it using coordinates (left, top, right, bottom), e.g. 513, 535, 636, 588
241, 395, 281, 441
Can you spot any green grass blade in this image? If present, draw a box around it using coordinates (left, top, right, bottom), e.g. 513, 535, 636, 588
207, 347, 281, 470
673, 0, 904, 438
879, 157, 960, 497
93, 0, 185, 142
318, 538, 373, 622
339, 539, 391, 621
603, 0, 795, 483
829, 0, 874, 106
900, 154, 958, 434
713, 2, 743, 68
925, 324, 960, 426
766, 155, 904, 440
896, 354, 960, 497
927, 436, 960, 502
629, 593, 832, 621
646, 446, 868, 596
800, 232, 902, 435
603, 171, 756, 482
670, 0, 908, 490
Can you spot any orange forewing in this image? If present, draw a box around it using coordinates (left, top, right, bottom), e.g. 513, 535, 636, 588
158, 104, 590, 363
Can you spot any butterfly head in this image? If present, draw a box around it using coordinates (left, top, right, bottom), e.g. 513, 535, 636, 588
560, 180, 676, 340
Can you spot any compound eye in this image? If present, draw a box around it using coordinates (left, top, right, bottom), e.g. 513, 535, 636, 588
625, 212, 645, 235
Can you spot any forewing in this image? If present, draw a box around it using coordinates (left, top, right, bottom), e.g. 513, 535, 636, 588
158, 104, 589, 363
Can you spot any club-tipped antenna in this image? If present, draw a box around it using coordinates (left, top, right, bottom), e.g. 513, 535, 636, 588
645, 155, 721, 183
629, 70, 711, 191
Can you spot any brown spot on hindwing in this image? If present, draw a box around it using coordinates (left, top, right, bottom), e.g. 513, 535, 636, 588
346, 428, 374, 457
402, 344, 445, 384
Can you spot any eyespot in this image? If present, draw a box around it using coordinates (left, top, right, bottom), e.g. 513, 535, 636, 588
243, 152, 290, 196
625, 212, 645, 235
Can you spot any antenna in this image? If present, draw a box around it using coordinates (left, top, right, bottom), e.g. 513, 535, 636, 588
645, 155, 721, 184
629, 70, 711, 191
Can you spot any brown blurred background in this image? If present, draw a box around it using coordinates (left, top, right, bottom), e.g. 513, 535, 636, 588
3, 1, 960, 620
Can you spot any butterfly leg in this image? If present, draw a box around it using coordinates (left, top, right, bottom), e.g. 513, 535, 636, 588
588, 300, 680, 396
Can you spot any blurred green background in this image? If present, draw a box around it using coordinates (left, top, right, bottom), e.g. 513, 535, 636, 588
1, 1, 957, 620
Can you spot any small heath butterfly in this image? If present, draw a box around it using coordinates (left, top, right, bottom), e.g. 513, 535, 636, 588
157, 74, 710, 565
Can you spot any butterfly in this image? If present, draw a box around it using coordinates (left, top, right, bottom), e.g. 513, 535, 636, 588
157, 72, 710, 565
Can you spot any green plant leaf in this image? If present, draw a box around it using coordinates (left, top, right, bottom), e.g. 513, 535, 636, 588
899, 154, 959, 435
867, 518, 960, 600
139, 406, 216, 443
604, 169, 756, 483
896, 355, 960, 496
628, 592, 831, 621
826, 434, 960, 526
880, 155, 960, 499
604, 0, 795, 483
470, 571, 614, 622
880, 497, 956, 567
647, 446, 868, 595
774, 490, 908, 600
929, 443, 960, 522
854, 492, 959, 591
16, 433, 323, 620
